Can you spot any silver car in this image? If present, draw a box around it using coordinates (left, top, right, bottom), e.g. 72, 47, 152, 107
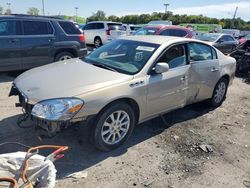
10, 36, 236, 151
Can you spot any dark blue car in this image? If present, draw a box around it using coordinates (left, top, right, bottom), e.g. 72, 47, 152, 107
0, 14, 87, 72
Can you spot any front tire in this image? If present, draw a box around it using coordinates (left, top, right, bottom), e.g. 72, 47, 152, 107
92, 103, 136, 151
209, 78, 229, 107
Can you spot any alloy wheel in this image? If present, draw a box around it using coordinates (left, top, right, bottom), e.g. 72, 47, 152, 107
59, 55, 72, 61
101, 110, 130, 145
214, 82, 226, 104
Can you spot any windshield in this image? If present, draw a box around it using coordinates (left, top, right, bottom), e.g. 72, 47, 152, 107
197, 33, 220, 42
134, 27, 159, 35
84, 39, 159, 75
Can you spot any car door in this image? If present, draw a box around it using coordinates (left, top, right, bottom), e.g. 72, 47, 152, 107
0, 20, 22, 71
146, 43, 190, 116
215, 36, 227, 53
187, 42, 220, 103
224, 35, 237, 53
21, 20, 54, 69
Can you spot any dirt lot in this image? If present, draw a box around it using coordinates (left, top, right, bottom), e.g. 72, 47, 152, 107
0, 72, 249, 188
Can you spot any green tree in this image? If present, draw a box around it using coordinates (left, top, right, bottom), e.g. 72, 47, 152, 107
108, 15, 119, 22
5, 9, 12, 15
0, 6, 3, 15
27, 7, 39, 15
85, 10, 250, 31
87, 10, 106, 22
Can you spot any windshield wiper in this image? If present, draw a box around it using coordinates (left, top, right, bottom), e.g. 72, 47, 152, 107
92, 62, 118, 72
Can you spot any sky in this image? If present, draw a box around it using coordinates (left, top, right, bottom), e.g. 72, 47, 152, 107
0, 0, 250, 21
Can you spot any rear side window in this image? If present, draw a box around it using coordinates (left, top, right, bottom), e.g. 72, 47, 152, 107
160, 29, 187, 37
23, 21, 53, 35
189, 43, 213, 61
107, 23, 125, 31
59, 21, 81, 34
0, 20, 21, 36
212, 48, 218, 59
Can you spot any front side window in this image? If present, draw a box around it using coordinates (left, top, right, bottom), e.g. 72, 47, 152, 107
0, 20, 21, 36
157, 44, 187, 69
189, 43, 213, 62
83, 23, 92, 30
224, 35, 235, 42
84, 39, 159, 75
23, 21, 53, 35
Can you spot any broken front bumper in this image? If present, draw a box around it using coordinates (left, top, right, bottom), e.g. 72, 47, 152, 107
9, 85, 70, 135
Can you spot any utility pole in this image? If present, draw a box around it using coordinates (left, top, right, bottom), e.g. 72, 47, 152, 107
6, 2, 11, 15
7, 2, 11, 10
164, 3, 170, 13
75, 7, 78, 23
42, 0, 45, 16
233, 6, 238, 19
232, 6, 238, 29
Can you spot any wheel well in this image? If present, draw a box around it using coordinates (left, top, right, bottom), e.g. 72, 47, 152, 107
54, 48, 77, 60
221, 74, 230, 83
94, 36, 101, 42
98, 98, 140, 124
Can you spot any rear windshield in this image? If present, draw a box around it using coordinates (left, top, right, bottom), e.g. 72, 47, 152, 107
59, 21, 81, 35
107, 23, 125, 31
134, 27, 159, 35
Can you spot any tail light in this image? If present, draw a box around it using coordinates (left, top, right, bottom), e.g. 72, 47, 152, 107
79, 33, 85, 42
106, 29, 111, 36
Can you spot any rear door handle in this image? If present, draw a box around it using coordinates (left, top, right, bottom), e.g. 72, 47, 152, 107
211, 67, 219, 72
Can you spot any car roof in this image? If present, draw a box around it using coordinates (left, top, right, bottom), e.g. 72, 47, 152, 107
120, 35, 199, 45
145, 25, 188, 30
88, 21, 122, 24
0, 15, 65, 21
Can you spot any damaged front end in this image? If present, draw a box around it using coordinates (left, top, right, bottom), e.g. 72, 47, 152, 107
9, 85, 81, 137
230, 40, 250, 80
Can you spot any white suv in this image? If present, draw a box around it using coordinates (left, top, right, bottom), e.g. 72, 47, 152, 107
83, 21, 127, 48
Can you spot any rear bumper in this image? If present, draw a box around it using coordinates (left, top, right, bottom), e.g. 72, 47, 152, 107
78, 47, 88, 58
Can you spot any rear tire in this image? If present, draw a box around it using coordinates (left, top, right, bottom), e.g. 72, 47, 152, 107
208, 78, 229, 107
94, 37, 103, 48
55, 52, 74, 62
91, 102, 136, 151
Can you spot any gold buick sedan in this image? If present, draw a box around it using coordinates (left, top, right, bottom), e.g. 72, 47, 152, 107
10, 36, 236, 151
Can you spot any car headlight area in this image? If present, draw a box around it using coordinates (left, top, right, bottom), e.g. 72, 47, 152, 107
31, 98, 84, 121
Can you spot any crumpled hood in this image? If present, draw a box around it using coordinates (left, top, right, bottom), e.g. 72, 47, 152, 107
14, 59, 132, 103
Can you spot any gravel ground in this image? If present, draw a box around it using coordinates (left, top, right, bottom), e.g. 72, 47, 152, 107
0, 72, 249, 188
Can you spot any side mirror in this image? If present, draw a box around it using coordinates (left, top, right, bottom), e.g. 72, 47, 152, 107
153, 62, 169, 74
